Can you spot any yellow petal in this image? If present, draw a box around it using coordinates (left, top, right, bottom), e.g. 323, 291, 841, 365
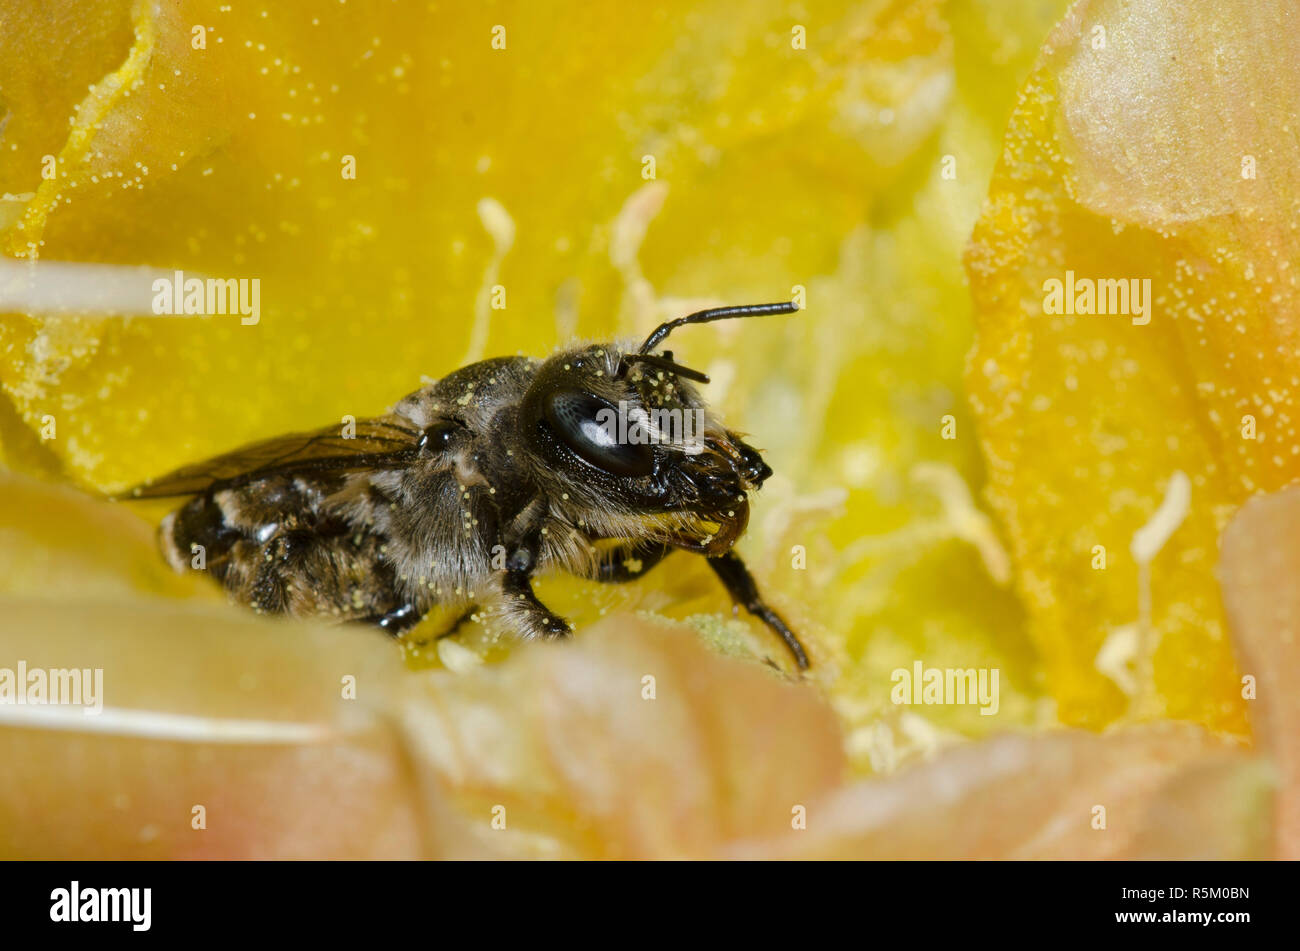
0, 471, 209, 602
1, 0, 1067, 736
965, 0, 1298, 732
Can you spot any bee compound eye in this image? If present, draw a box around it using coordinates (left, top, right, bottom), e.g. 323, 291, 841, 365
542, 390, 655, 477
419, 422, 457, 452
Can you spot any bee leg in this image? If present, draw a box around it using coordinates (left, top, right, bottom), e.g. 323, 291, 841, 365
501, 567, 572, 639
496, 540, 569, 639
706, 550, 810, 670
493, 498, 571, 638
592, 541, 673, 582
366, 602, 423, 635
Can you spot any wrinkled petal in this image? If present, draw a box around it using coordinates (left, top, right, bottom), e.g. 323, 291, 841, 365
0, 597, 423, 859
1220, 485, 1300, 859
399, 618, 846, 859
726, 725, 1269, 859
964, 0, 1298, 731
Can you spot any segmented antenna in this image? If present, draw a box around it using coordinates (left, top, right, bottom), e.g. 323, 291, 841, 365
637, 300, 799, 355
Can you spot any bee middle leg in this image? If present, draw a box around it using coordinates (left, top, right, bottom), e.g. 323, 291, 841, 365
364, 605, 480, 643
497, 499, 571, 639
365, 602, 424, 635
500, 566, 571, 639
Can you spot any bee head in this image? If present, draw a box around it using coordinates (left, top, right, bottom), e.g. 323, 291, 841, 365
517, 302, 796, 554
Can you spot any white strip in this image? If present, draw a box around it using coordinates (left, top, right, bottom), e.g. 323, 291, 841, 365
0, 258, 175, 317
911, 463, 1012, 585
1095, 622, 1140, 696
1130, 471, 1191, 563
1123, 470, 1192, 713
609, 183, 669, 333
0, 703, 333, 745
461, 197, 515, 364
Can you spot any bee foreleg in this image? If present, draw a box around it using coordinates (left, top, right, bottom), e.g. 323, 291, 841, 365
706, 550, 810, 670
590, 541, 673, 583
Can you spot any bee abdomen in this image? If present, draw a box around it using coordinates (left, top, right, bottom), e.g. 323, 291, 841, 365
159, 492, 243, 579
161, 483, 409, 623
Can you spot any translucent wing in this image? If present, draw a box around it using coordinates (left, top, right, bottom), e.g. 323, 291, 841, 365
122, 417, 425, 499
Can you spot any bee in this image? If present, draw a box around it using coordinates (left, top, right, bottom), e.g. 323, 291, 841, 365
124, 301, 811, 669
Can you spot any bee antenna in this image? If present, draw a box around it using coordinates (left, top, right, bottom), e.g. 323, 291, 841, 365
619, 353, 711, 384
636, 300, 799, 355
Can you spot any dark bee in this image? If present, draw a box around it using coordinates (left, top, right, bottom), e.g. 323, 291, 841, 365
124, 301, 811, 669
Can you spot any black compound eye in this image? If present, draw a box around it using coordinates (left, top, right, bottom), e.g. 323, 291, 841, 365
418, 422, 458, 453
543, 390, 654, 477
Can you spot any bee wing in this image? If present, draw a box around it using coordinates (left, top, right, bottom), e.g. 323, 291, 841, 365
122, 417, 425, 499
